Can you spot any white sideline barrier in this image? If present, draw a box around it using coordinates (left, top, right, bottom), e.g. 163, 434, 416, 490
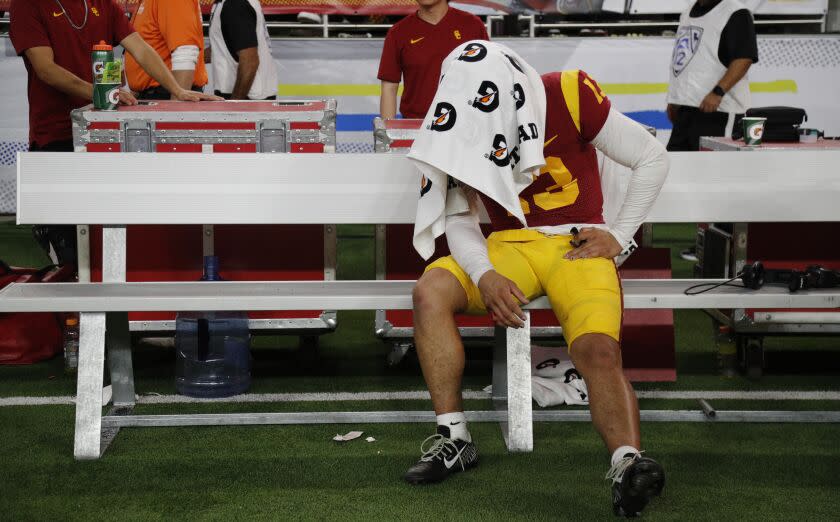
16, 151, 840, 224
7, 150, 840, 460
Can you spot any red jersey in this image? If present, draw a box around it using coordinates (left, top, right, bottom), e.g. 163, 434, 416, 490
482, 70, 612, 231
10, 0, 135, 147
378, 8, 488, 119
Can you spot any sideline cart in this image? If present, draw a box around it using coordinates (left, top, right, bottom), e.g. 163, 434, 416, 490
71, 100, 338, 340
699, 136, 840, 377
373, 118, 676, 380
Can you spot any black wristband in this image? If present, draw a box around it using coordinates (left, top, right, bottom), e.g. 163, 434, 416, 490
712, 85, 726, 97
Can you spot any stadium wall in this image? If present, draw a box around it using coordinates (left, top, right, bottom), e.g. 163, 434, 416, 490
2, 35, 839, 212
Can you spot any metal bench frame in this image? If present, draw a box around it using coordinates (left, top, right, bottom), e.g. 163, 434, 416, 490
5, 151, 840, 460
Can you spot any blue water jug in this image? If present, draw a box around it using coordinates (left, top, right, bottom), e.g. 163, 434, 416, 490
175, 311, 251, 398
174, 256, 251, 398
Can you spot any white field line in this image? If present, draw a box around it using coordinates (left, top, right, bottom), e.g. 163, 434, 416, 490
3, 389, 840, 407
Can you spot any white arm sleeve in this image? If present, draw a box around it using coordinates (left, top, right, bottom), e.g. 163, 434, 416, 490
171, 45, 200, 71
446, 210, 494, 287
591, 108, 670, 247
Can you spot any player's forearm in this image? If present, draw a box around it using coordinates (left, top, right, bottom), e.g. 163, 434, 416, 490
380, 81, 399, 119
231, 50, 259, 100
122, 33, 185, 95
446, 211, 494, 285
171, 70, 195, 91
36, 62, 93, 101
592, 109, 669, 245
717, 58, 752, 93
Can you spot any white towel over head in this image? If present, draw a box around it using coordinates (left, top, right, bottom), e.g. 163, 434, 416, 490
407, 41, 547, 260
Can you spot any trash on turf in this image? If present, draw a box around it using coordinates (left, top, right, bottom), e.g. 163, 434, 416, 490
333, 431, 363, 442
366, 437, 376, 443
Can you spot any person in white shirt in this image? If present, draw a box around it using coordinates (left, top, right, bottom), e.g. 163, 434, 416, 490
666, 0, 758, 151
208, 0, 278, 100
666, 0, 758, 261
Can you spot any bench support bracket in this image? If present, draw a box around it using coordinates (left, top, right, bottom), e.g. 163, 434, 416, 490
74, 312, 107, 460
492, 313, 534, 452
107, 312, 135, 407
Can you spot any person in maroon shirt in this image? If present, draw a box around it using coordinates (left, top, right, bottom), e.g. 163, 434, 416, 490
378, 0, 488, 119
9, 0, 217, 266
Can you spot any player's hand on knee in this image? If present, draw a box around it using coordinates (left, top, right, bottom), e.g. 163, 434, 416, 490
478, 271, 529, 329
565, 227, 622, 261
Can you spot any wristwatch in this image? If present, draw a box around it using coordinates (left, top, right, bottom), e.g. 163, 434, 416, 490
712, 85, 726, 97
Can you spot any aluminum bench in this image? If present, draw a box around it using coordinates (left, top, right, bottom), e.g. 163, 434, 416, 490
4, 150, 840, 460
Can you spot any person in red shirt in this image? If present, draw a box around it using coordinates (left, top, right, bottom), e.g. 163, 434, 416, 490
378, 0, 488, 119
9, 0, 217, 266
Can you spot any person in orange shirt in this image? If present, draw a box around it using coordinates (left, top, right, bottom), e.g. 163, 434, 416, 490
126, 0, 208, 99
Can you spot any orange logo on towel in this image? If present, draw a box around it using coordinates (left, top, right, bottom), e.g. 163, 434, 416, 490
420, 175, 433, 197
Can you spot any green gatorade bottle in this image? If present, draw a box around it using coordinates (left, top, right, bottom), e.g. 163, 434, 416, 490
92, 41, 121, 111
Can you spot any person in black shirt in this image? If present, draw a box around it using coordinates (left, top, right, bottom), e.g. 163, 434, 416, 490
665, 0, 758, 152
208, 0, 278, 100
666, 0, 758, 261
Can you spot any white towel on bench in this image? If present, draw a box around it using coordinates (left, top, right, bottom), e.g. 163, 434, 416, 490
530, 345, 589, 407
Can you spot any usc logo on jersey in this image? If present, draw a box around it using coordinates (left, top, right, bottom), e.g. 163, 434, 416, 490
454, 30, 462, 40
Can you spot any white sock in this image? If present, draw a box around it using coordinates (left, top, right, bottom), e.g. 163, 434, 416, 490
437, 412, 471, 442
611, 445, 640, 469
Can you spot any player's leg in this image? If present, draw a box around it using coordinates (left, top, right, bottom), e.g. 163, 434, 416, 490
405, 239, 540, 485
413, 267, 469, 417
532, 236, 664, 516
569, 333, 640, 453
405, 267, 477, 484
567, 311, 665, 518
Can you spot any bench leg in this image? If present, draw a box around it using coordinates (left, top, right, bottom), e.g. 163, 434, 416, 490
492, 312, 533, 452
107, 312, 135, 407
74, 312, 107, 460
76, 225, 90, 283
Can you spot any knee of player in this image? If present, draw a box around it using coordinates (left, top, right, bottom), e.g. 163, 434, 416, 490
413, 270, 457, 312
572, 335, 621, 371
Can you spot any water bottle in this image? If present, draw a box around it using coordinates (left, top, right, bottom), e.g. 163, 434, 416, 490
63, 316, 79, 374
175, 312, 251, 398
174, 256, 251, 397
92, 41, 120, 111
91, 41, 113, 84
200, 255, 222, 281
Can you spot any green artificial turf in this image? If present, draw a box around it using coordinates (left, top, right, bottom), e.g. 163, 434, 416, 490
2, 405, 839, 521
0, 221, 51, 268
2, 222, 840, 520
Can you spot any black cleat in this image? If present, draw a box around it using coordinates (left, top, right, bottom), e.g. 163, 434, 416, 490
403, 426, 478, 485
608, 454, 665, 517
